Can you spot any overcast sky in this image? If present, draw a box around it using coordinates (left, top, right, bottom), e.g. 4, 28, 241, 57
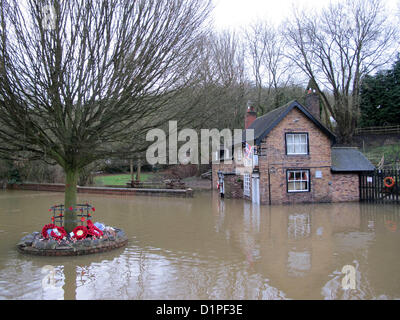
213, 0, 399, 30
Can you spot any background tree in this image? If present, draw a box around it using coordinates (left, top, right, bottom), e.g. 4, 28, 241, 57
285, 0, 397, 143
244, 21, 296, 115
170, 31, 250, 131
360, 54, 400, 127
0, 0, 212, 232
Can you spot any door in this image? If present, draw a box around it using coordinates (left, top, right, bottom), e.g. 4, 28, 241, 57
252, 174, 260, 205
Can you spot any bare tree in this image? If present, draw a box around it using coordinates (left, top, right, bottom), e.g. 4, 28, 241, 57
285, 0, 397, 143
175, 31, 249, 131
244, 21, 295, 114
0, 0, 211, 232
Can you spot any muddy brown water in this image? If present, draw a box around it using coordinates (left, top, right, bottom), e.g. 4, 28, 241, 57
0, 190, 399, 300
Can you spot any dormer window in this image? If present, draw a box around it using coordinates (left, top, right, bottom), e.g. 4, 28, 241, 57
286, 133, 309, 155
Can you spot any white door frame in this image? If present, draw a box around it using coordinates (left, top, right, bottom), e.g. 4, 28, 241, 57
252, 174, 260, 205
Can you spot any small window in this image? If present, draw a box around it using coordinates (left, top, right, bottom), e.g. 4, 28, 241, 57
287, 170, 310, 193
286, 133, 308, 155
244, 174, 251, 197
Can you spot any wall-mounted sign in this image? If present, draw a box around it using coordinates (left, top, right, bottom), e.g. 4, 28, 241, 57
315, 171, 323, 179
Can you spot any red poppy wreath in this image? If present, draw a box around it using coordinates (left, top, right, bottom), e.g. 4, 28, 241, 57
50, 226, 67, 241
42, 224, 56, 239
71, 226, 88, 240
87, 220, 103, 238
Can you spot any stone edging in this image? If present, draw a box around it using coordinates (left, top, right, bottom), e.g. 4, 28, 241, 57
9, 183, 193, 198
17, 229, 128, 256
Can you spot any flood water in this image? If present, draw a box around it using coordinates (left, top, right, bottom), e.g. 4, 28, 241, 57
0, 190, 399, 300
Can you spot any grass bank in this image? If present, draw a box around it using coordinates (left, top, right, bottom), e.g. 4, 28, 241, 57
364, 144, 400, 168
94, 173, 154, 186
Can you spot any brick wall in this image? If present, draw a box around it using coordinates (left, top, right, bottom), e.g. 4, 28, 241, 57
258, 108, 334, 204
211, 162, 235, 190
223, 175, 244, 199
212, 107, 361, 204
331, 173, 360, 202
9, 183, 193, 198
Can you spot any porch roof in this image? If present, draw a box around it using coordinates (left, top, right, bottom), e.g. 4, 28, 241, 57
331, 148, 375, 172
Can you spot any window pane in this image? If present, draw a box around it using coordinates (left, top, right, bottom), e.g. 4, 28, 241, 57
301, 134, 307, 143
287, 144, 295, 154
299, 144, 307, 154
288, 182, 295, 191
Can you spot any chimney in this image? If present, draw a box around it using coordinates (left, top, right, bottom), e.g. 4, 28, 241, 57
305, 82, 320, 119
245, 105, 257, 129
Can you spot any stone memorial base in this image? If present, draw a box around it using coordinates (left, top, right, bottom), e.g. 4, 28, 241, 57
17, 228, 128, 256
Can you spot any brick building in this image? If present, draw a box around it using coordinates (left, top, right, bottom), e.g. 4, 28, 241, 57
213, 93, 375, 205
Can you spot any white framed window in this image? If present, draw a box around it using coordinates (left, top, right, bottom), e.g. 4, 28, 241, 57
244, 173, 251, 197
237, 149, 243, 162
224, 148, 230, 160
287, 170, 310, 193
215, 151, 219, 161
286, 133, 308, 155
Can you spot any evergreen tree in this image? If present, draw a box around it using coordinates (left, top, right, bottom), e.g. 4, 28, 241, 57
360, 55, 400, 127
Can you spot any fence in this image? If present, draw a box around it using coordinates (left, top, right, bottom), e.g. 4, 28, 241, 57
355, 125, 400, 136
360, 169, 400, 203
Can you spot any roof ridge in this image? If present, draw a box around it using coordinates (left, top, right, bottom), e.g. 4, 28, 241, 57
244, 99, 336, 145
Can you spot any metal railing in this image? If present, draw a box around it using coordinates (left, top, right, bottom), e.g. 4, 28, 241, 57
360, 169, 400, 203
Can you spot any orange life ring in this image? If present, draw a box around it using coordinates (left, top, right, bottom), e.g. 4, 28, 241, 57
383, 177, 395, 188
385, 220, 397, 232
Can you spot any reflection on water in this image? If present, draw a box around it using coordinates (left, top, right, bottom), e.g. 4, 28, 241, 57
0, 190, 400, 300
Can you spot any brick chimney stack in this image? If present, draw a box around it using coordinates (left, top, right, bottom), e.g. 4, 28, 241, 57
245, 105, 257, 129
305, 81, 320, 119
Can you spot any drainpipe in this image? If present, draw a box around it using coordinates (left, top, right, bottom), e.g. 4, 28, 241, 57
268, 168, 272, 206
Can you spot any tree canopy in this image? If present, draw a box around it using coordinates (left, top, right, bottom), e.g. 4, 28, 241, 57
0, 0, 212, 232
360, 55, 400, 127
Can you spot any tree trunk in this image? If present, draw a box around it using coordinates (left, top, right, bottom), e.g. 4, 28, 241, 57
64, 168, 79, 233
130, 159, 134, 183
136, 158, 141, 182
